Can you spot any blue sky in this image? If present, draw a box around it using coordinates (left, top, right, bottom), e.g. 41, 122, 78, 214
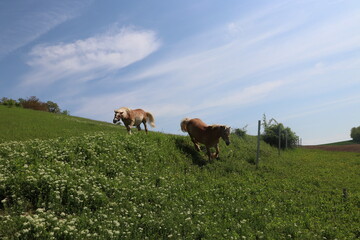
1, 0, 360, 144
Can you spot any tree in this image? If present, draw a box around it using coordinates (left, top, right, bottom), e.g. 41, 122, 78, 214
1, 96, 70, 115
351, 126, 360, 143
46, 101, 61, 113
262, 114, 299, 149
21, 96, 48, 111
61, 110, 70, 116
0, 97, 17, 107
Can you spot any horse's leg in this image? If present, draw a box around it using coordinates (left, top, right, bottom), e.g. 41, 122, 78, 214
143, 120, 148, 134
137, 124, 141, 131
214, 144, 220, 159
189, 134, 200, 151
126, 124, 132, 134
127, 120, 136, 134
206, 146, 212, 161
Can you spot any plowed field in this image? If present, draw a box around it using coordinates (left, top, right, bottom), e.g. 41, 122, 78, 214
303, 144, 360, 153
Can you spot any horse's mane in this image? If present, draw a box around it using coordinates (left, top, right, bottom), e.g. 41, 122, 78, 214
115, 107, 131, 112
209, 124, 226, 129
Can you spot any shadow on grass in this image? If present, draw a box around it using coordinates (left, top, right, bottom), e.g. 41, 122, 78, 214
175, 138, 207, 166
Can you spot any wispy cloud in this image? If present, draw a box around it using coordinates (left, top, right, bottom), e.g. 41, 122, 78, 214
282, 95, 360, 122
22, 27, 161, 86
0, 0, 91, 58
59, 1, 360, 138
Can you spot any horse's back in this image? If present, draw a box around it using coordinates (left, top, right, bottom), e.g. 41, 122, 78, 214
188, 118, 208, 130
186, 118, 209, 144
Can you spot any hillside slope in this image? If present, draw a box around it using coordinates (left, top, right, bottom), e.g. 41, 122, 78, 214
0, 105, 121, 142
0, 107, 359, 239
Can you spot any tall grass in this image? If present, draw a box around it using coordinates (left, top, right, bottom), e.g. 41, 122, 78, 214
0, 107, 359, 239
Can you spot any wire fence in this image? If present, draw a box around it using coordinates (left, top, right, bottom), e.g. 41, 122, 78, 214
254, 120, 302, 169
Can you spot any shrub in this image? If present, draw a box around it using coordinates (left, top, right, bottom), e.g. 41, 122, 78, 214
233, 125, 248, 138
351, 126, 360, 143
1, 96, 70, 115
262, 114, 299, 149
61, 110, 70, 116
0, 97, 19, 107
21, 96, 48, 112
46, 101, 61, 113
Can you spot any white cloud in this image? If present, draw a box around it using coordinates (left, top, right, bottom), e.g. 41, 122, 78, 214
43, 1, 360, 140
22, 27, 161, 86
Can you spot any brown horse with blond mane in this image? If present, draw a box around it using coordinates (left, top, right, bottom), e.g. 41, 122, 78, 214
181, 118, 231, 161
113, 107, 155, 134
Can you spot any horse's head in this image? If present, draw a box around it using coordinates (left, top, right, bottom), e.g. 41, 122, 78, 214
220, 125, 231, 146
113, 107, 129, 123
113, 110, 121, 123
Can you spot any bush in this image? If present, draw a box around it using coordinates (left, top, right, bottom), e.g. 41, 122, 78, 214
233, 125, 248, 138
0, 97, 20, 107
61, 110, 70, 116
21, 96, 48, 112
46, 101, 61, 113
1, 96, 70, 115
262, 115, 299, 149
351, 126, 360, 143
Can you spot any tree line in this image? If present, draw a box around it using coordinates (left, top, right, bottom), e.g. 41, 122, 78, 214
0, 96, 70, 115
351, 126, 360, 143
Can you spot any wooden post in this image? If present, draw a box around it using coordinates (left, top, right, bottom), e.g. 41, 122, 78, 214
278, 126, 281, 156
285, 130, 288, 149
256, 120, 261, 169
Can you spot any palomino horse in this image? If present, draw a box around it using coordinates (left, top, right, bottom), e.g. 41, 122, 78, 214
113, 107, 155, 134
181, 118, 231, 161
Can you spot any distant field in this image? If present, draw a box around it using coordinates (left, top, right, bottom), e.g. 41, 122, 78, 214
321, 140, 356, 146
0, 105, 122, 142
0, 106, 359, 239
303, 140, 360, 153
303, 144, 360, 153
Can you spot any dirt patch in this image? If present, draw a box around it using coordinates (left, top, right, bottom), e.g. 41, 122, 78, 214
303, 144, 360, 153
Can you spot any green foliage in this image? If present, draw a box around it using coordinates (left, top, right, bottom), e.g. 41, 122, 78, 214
0, 96, 69, 115
46, 101, 61, 113
61, 110, 70, 116
21, 96, 48, 112
233, 125, 248, 138
0, 97, 20, 107
262, 114, 299, 149
0, 132, 359, 239
351, 126, 360, 143
0, 108, 359, 239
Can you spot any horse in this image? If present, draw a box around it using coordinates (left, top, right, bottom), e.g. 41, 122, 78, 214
180, 118, 231, 161
113, 107, 155, 134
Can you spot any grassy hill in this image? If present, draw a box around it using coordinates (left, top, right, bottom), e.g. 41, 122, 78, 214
0, 107, 359, 239
0, 105, 119, 143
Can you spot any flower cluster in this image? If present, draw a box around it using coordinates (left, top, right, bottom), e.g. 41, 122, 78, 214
0, 132, 358, 239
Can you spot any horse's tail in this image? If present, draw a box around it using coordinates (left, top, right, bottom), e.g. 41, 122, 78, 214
180, 118, 191, 132
146, 112, 155, 128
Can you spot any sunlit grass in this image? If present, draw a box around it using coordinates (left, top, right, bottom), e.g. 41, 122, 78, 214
0, 107, 359, 239
0, 105, 121, 143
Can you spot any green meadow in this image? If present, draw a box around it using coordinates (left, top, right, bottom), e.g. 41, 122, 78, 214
0, 106, 359, 239
0, 106, 118, 143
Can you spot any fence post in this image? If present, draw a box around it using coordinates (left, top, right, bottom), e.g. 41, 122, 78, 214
256, 120, 261, 169
285, 130, 288, 149
278, 126, 281, 156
